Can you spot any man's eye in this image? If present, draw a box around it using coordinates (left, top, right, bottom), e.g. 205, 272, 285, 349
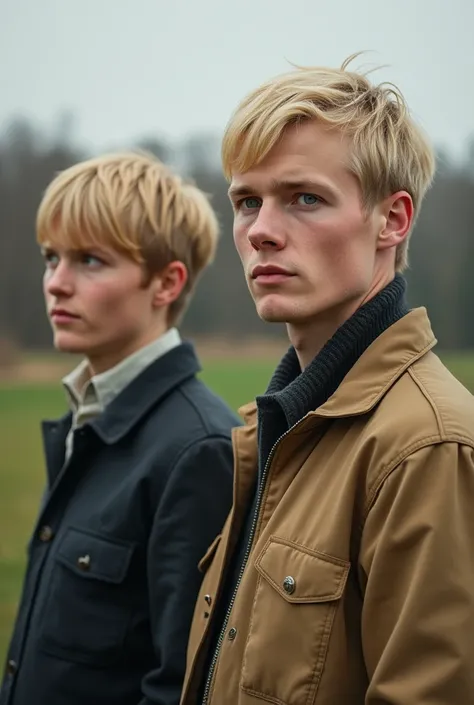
43, 252, 59, 267
296, 193, 320, 206
242, 197, 261, 210
82, 254, 103, 267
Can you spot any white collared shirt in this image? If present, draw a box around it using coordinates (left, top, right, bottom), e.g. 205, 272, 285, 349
62, 328, 181, 461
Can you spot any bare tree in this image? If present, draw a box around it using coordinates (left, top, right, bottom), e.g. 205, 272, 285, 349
0, 117, 472, 350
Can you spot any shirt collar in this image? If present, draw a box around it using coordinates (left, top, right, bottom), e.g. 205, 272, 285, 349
62, 327, 181, 413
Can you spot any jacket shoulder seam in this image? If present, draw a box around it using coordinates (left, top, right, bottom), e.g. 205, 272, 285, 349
363, 435, 474, 524
177, 382, 231, 436
168, 433, 233, 476
407, 366, 446, 438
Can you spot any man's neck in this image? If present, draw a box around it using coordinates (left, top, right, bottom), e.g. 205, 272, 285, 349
288, 273, 396, 369
63, 327, 182, 415
87, 324, 170, 376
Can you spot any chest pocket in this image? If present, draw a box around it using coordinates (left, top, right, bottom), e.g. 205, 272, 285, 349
39, 527, 135, 666
241, 536, 349, 705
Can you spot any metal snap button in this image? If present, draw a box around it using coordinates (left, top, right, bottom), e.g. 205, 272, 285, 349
38, 525, 54, 543
283, 575, 296, 595
204, 594, 212, 606
77, 554, 91, 570
6, 660, 17, 676
228, 627, 237, 640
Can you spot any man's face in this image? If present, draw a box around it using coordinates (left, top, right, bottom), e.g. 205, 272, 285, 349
229, 121, 396, 330
42, 243, 163, 372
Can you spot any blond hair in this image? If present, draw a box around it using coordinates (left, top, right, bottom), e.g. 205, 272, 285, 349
37, 151, 219, 322
222, 54, 436, 270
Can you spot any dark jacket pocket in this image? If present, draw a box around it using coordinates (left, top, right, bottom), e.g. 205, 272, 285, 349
39, 527, 135, 666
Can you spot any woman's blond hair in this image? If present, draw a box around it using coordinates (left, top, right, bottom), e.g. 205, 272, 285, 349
222, 54, 435, 270
36, 151, 219, 322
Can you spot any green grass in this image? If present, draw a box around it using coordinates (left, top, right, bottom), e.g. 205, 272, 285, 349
0, 353, 473, 667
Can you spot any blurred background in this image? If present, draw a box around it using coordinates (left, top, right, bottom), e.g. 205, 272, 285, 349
1, 0, 473, 668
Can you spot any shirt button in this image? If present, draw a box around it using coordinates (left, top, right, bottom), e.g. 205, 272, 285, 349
38, 525, 54, 543
6, 660, 17, 676
228, 627, 237, 641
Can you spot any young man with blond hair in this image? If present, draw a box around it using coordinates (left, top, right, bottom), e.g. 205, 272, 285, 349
1, 152, 239, 705
180, 57, 474, 705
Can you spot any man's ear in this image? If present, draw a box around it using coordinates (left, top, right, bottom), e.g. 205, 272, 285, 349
151, 261, 188, 309
377, 191, 414, 251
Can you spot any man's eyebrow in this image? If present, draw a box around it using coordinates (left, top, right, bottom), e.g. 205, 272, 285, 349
227, 184, 254, 199
228, 178, 339, 201
272, 179, 328, 190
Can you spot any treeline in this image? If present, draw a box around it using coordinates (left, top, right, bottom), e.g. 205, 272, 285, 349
0, 115, 473, 351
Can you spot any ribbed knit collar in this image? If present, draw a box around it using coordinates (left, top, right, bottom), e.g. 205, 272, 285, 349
257, 275, 409, 428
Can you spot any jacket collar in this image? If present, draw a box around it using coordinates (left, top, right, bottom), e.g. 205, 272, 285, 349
44, 342, 201, 445
314, 307, 436, 417
238, 308, 436, 425
62, 328, 181, 414
90, 341, 200, 443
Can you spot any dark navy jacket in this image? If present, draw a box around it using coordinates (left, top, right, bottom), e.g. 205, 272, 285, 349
1, 342, 239, 705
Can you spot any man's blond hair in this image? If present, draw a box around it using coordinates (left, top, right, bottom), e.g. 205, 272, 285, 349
37, 151, 219, 323
222, 54, 435, 270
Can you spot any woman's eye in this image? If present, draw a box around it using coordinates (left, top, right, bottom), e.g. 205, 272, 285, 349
296, 193, 320, 206
242, 197, 261, 210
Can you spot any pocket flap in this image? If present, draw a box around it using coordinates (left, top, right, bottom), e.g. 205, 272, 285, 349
198, 533, 222, 573
255, 536, 349, 603
56, 527, 134, 584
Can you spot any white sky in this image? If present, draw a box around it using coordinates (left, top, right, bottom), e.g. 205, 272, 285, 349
1, 0, 473, 159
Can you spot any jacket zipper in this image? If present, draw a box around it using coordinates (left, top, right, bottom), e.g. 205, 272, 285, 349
201, 420, 302, 705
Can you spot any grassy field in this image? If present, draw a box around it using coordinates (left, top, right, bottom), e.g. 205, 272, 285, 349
1, 352, 473, 667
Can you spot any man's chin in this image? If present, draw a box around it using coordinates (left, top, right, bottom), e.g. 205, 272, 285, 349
256, 302, 289, 323
53, 334, 87, 355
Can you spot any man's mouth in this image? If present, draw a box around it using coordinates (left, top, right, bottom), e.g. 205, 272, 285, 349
50, 308, 80, 323
251, 265, 294, 284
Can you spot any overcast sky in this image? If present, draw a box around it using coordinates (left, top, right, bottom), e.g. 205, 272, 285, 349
1, 0, 473, 160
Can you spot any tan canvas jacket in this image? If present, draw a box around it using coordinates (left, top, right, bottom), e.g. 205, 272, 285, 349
181, 309, 474, 705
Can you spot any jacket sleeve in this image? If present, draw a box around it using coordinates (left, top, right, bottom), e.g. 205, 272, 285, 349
139, 435, 234, 705
360, 441, 474, 704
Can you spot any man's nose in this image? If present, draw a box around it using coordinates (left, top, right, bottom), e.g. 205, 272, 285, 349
45, 261, 74, 297
247, 203, 286, 251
